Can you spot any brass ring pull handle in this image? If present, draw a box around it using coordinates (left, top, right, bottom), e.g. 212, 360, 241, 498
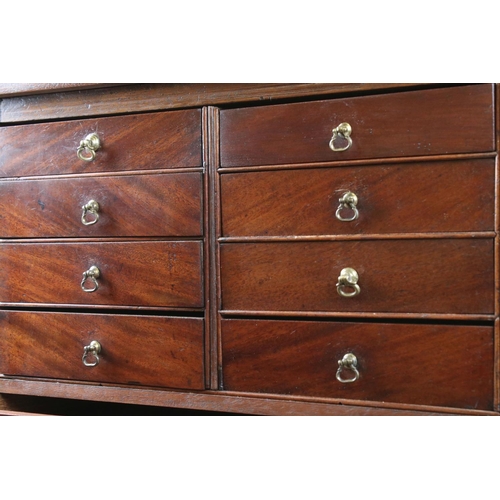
82, 340, 102, 367
336, 267, 360, 298
77, 133, 101, 162
336, 353, 360, 383
329, 122, 353, 152
81, 265, 100, 293
335, 191, 359, 222
81, 200, 100, 226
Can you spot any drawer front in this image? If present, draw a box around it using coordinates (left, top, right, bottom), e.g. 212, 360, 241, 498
221, 319, 494, 410
0, 172, 203, 238
0, 109, 201, 177
221, 159, 495, 236
220, 239, 494, 314
220, 85, 494, 167
0, 241, 203, 308
0, 311, 204, 390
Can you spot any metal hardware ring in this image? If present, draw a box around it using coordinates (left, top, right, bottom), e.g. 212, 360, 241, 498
329, 122, 353, 152
336, 267, 361, 298
81, 200, 100, 226
77, 133, 101, 162
335, 191, 359, 222
81, 265, 100, 293
336, 353, 360, 383
82, 340, 102, 367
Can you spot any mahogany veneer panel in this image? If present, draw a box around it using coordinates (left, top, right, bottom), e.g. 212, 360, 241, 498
0, 109, 201, 177
221, 319, 494, 410
0, 172, 203, 238
221, 159, 495, 236
0, 311, 204, 390
220, 84, 494, 167
0, 84, 427, 123
0, 241, 203, 308
220, 239, 494, 314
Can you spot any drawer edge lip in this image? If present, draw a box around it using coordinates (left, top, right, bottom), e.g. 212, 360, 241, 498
219, 310, 496, 322
219, 232, 497, 243
217, 151, 498, 173
0, 303, 206, 313
0, 237, 204, 244
217, 390, 498, 416
0, 167, 205, 182
0, 378, 496, 416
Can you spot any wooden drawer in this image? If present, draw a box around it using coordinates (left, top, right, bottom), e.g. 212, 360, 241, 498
0, 241, 203, 308
220, 85, 494, 167
0, 172, 203, 238
221, 159, 495, 236
221, 319, 494, 410
0, 311, 204, 390
220, 239, 494, 315
0, 109, 201, 177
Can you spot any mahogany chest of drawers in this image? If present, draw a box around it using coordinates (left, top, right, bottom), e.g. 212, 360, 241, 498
0, 83, 498, 416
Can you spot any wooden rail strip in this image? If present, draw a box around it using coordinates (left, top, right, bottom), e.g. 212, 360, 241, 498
0, 378, 496, 416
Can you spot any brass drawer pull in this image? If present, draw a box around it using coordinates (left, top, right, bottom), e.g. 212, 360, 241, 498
329, 122, 352, 152
82, 340, 102, 367
81, 199, 100, 226
77, 133, 101, 162
336, 353, 360, 383
335, 191, 359, 222
81, 265, 100, 293
336, 267, 360, 298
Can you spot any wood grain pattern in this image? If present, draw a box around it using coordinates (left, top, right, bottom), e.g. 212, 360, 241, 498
0, 241, 203, 308
220, 239, 494, 314
3, 378, 486, 415
221, 159, 495, 236
0, 311, 204, 390
220, 84, 495, 167
221, 319, 494, 410
0, 83, 431, 123
0, 109, 201, 177
0, 82, 497, 416
0, 172, 203, 238
0, 83, 120, 97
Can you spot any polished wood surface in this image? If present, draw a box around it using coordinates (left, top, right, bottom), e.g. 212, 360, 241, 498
0, 83, 497, 416
221, 319, 494, 410
0, 172, 203, 238
0, 84, 431, 123
220, 84, 494, 167
221, 159, 495, 236
220, 239, 494, 314
4, 378, 485, 415
0, 83, 119, 97
0, 109, 201, 177
0, 311, 204, 390
0, 241, 203, 308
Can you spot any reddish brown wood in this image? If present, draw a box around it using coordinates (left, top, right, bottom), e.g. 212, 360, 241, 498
0, 83, 120, 97
221, 319, 494, 410
0, 109, 202, 177
0, 311, 204, 390
2, 378, 495, 415
496, 318, 500, 411
220, 239, 494, 315
220, 84, 495, 167
0, 410, 48, 415
221, 159, 495, 236
0, 83, 498, 416
207, 107, 222, 390
202, 107, 211, 389
0, 172, 203, 238
0, 241, 203, 308
0, 84, 429, 123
